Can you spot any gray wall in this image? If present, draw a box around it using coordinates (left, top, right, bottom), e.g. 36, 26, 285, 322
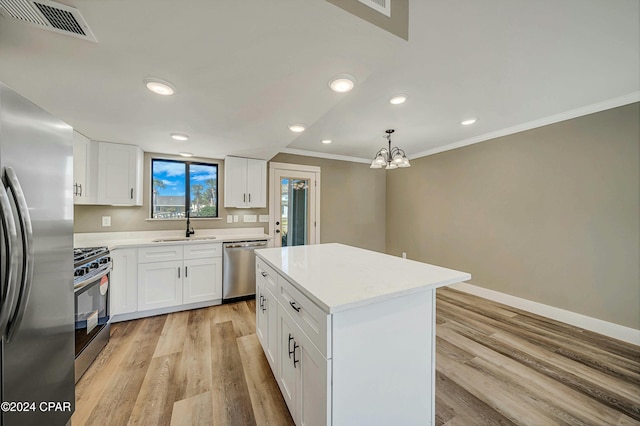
386, 103, 640, 329
74, 152, 269, 233
272, 153, 386, 252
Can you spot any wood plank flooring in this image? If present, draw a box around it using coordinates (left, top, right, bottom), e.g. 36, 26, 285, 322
73, 289, 640, 425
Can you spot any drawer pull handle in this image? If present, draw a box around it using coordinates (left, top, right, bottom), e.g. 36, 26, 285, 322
289, 301, 301, 312
261, 271, 268, 277
288, 333, 295, 358
293, 342, 300, 368
261, 295, 266, 312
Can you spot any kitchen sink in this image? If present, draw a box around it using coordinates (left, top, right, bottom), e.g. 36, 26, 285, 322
152, 236, 217, 243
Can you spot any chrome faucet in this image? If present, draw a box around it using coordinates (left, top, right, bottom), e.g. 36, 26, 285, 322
185, 211, 195, 237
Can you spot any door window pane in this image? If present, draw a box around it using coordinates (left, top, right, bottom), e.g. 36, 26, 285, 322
280, 177, 309, 246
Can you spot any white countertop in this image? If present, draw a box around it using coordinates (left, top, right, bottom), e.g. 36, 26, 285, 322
74, 227, 271, 250
255, 243, 471, 313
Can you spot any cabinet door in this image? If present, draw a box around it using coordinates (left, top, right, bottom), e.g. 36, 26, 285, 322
265, 286, 279, 371
110, 248, 138, 316
183, 257, 222, 304
246, 158, 266, 207
137, 260, 183, 311
256, 282, 267, 346
97, 142, 143, 205
277, 308, 299, 419
257, 284, 278, 372
298, 331, 329, 426
224, 156, 247, 208
73, 131, 89, 204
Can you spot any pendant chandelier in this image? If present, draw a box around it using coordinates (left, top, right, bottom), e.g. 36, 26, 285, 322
370, 129, 410, 169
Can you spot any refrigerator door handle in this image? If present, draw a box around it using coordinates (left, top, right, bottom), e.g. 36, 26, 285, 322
0, 179, 19, 337
3, 167, 35, 343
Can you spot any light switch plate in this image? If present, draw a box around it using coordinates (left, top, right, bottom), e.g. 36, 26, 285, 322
101, 216, 111, 227
227, 215, 233, 224
233, 215, 239, 222
259, 215, 269, 223
244, 215, 257, 223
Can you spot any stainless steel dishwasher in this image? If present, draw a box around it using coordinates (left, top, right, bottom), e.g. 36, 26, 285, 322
222, 240, 268, 302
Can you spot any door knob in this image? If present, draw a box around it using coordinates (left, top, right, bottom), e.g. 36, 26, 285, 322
275, 229, 280, 233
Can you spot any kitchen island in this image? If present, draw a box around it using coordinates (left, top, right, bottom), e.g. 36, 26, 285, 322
254, 243, 471, 426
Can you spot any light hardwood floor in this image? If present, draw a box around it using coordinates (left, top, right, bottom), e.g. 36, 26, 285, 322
73, 289, 640, 425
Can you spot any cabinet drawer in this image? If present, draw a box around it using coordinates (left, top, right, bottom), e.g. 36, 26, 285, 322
138, 245, 183, 263
256, 258, 278, 293
184, 242, 222, 259
278, 275, 331, 358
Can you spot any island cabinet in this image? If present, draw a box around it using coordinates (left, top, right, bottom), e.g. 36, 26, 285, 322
255, 243, 471, 426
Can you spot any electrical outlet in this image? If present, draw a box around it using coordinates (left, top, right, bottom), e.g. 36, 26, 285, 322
402, 252, 407, 259
233, 215, 239, 223
101, 216, 111, 227
227, 215, 233, 224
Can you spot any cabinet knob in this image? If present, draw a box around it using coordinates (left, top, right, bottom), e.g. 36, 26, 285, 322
261, 271, 268, 277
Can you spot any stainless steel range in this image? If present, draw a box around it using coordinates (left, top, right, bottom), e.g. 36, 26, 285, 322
73, 246, 112, 382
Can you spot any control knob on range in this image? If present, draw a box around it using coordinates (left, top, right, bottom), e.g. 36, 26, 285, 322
74, 267, 89, 277
89, 262, 100, 270
98, 257, 111, 265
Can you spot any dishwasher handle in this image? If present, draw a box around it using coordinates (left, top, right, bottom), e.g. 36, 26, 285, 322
224, 241, 268, 249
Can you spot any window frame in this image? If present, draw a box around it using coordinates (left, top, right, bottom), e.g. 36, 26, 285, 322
150, 158, 219, 219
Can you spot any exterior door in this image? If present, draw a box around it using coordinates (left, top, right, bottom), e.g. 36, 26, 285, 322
270, 164, 320, 248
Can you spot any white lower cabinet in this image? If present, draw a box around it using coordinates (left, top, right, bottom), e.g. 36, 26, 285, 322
256, 281, 278, 370
256, 258, 330, 426
110, 248, 138, 315
110, 242, 223, 321
183, 257, 223, 304
138, 260, 183, 310
277, 307, 329, 426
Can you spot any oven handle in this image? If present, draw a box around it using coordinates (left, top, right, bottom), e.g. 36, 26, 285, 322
74, 265, 112, 292
0, 179, 19, 338
4, 167, 34, 344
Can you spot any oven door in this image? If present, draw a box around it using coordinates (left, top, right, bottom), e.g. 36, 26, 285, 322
74, 270, 110, 357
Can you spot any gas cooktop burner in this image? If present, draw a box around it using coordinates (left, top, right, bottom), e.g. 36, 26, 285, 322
73, 246, 109, 266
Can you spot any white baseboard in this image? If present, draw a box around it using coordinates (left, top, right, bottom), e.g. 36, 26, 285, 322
449, 282, 640, 346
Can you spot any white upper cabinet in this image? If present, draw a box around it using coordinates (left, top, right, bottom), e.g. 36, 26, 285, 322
73, 131, 92, 204
224, 156, 266, 208
96, 142, 143, 206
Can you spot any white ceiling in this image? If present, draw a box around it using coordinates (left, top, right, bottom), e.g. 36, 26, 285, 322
0, 0, 638, 162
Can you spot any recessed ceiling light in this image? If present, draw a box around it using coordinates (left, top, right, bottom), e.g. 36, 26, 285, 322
144, 78, 175, 96
461, 118, 477, 126
170, 133, 189, 141
288, 124, 306, 133
321, 139, 332, 144
179, 152, 193, 157
389, 94, 407, 105
328, 74, 356, 93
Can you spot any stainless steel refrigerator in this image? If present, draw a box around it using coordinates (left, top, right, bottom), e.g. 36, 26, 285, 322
0, 83, 75, 425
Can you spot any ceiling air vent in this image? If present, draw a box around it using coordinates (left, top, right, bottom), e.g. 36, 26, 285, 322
358, 0, 391, 17
0, 0, 97, 42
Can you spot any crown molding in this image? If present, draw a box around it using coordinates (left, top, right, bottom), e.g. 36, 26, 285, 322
411, 91, 640, 160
